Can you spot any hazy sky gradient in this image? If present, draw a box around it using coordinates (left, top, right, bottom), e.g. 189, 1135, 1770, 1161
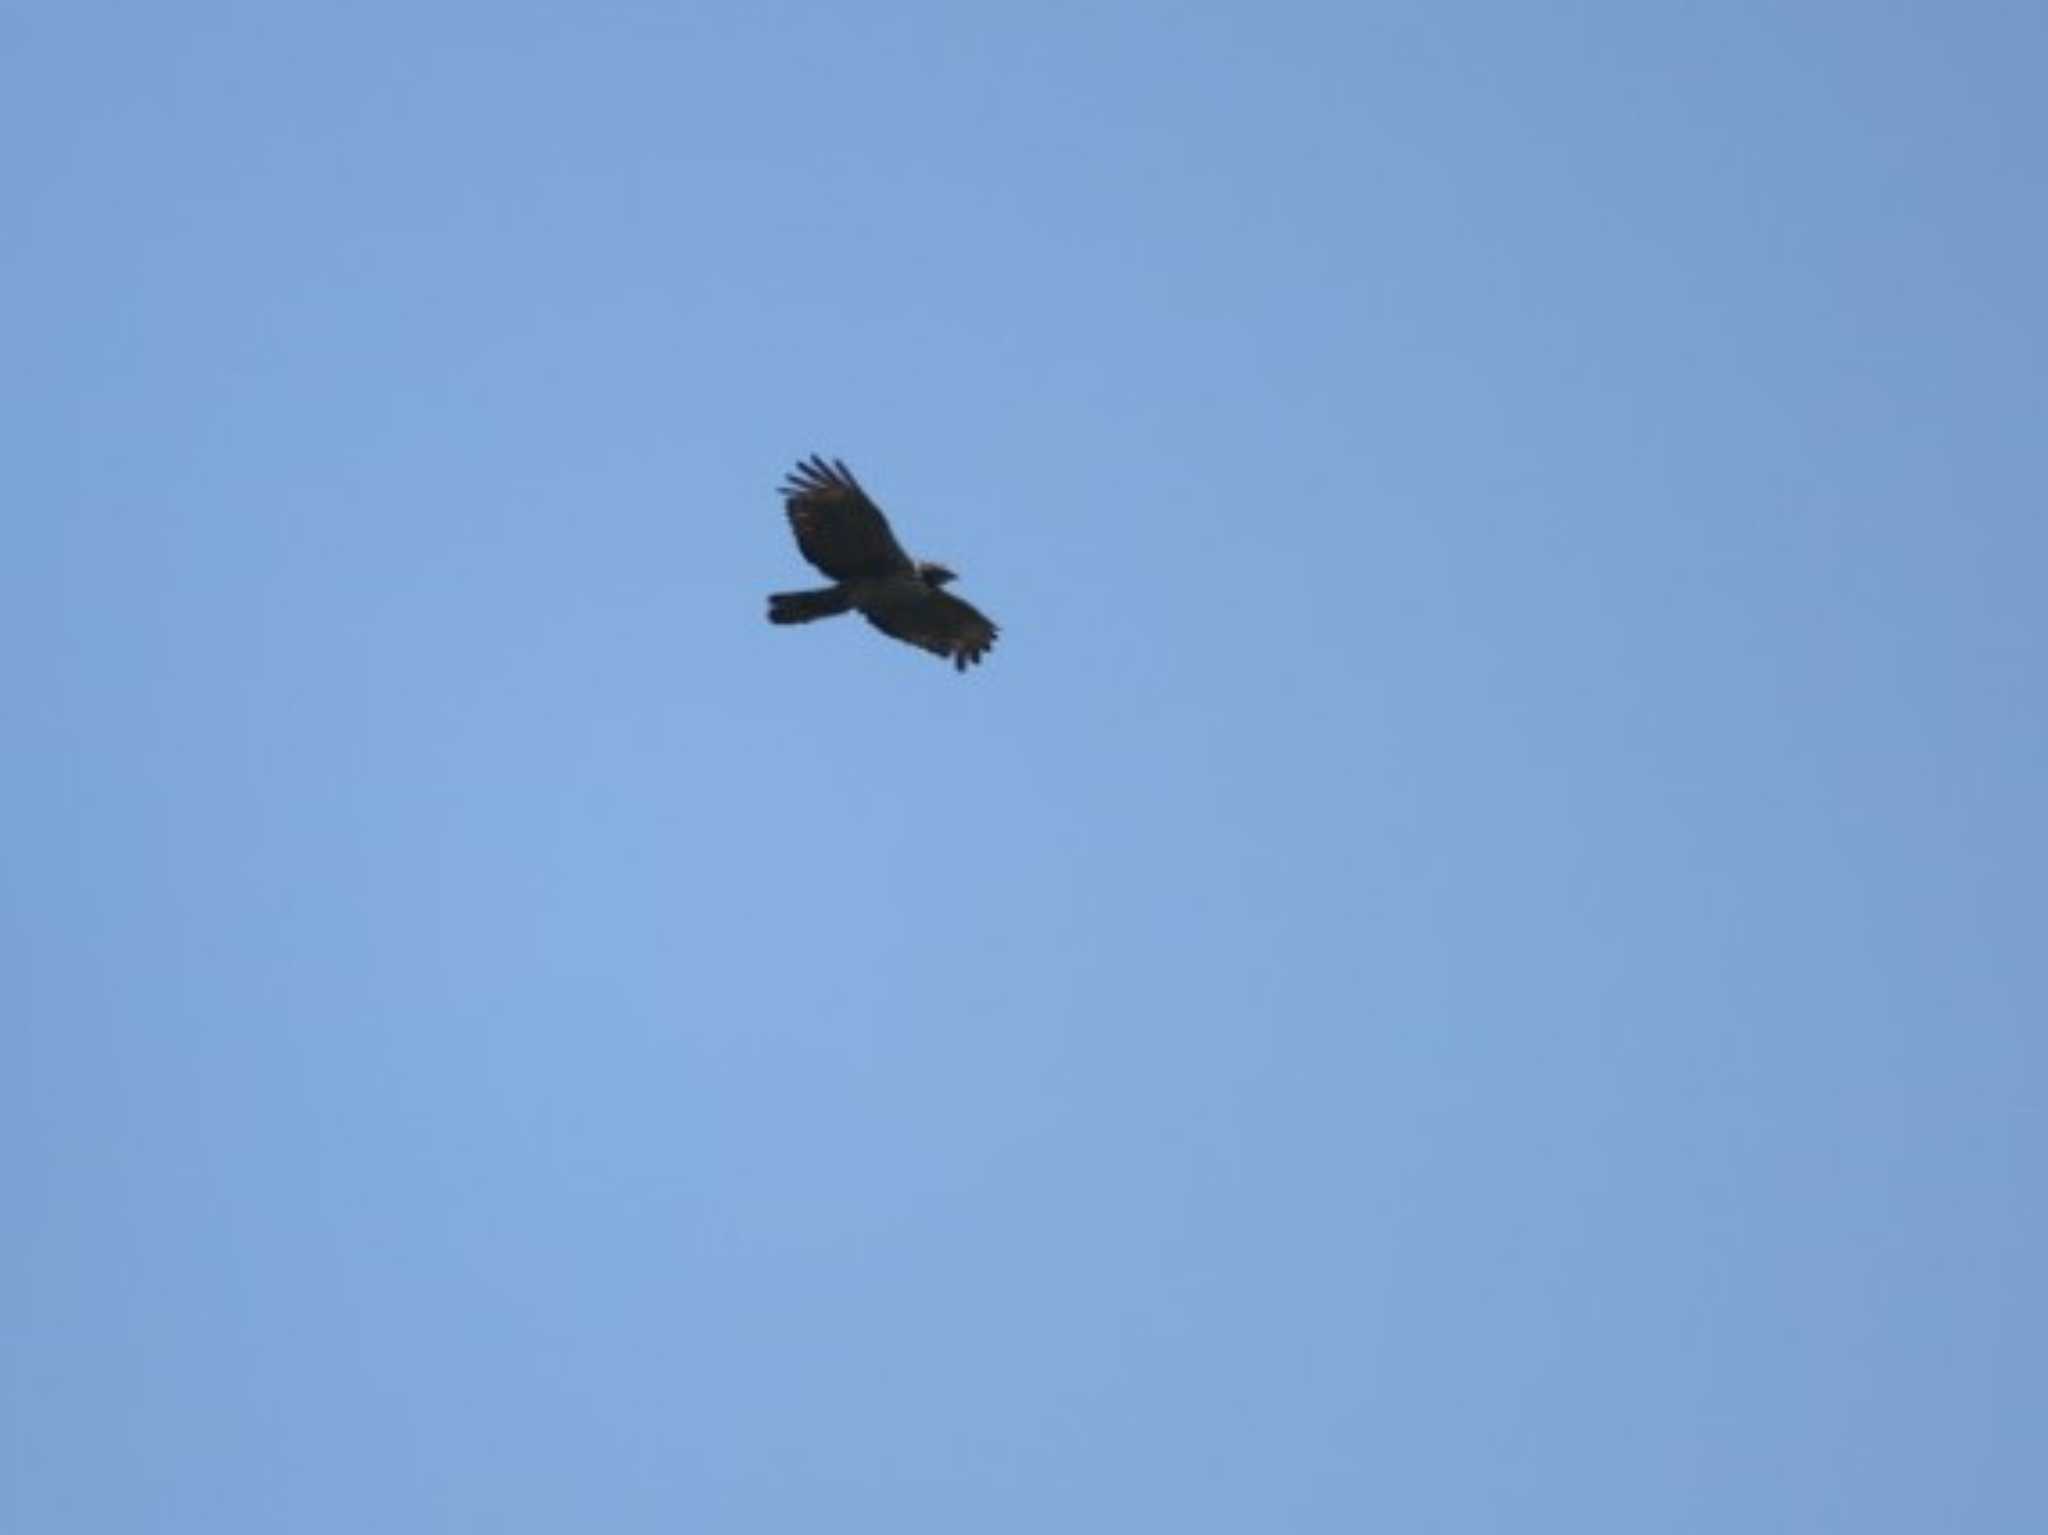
7, 3, 2044, 1530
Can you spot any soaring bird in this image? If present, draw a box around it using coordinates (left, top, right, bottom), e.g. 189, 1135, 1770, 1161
766, 455, 999, 671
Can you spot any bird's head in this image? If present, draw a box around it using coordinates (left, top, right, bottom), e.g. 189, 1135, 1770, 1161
917, 561, 959, 588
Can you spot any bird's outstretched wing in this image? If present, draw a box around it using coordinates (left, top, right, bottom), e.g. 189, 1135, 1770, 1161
780, 456, 914, 581
864, 588, 1000, 671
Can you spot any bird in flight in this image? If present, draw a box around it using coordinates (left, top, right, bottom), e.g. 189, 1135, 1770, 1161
766, 455, 1000, 672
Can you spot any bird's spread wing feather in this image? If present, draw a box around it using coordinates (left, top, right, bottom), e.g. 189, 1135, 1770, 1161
864, 588, 1000, 671
780, 455, 913, 581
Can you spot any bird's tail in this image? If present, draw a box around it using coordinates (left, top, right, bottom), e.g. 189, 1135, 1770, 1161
767, 586, 854, 624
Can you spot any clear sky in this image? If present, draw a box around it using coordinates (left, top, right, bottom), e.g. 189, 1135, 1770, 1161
6, 2, 2043, 1530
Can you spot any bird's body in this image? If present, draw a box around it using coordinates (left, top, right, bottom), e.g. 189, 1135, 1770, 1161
766, 455, 999, 671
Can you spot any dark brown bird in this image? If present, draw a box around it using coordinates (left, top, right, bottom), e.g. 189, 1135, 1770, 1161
766, 455, 1000, 672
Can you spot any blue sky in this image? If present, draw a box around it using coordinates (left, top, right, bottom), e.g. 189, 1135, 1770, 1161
6, 2, 2044, 1529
